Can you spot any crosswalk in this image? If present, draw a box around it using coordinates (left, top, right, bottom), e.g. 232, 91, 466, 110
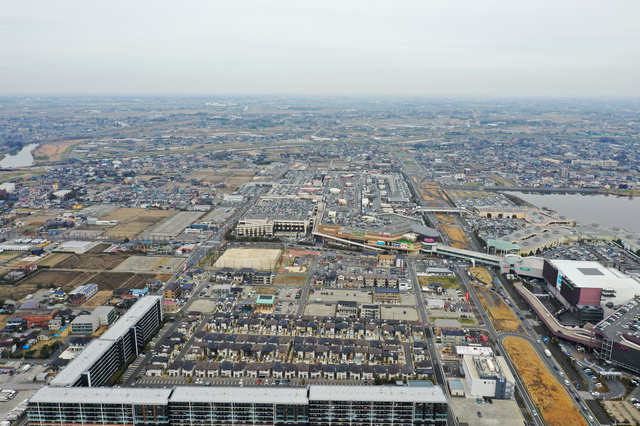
122, 356, 147, 383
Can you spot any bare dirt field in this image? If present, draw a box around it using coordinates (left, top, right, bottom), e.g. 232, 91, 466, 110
55, 253, 128, 270
86, 243, 113, 254
82, 290, 113, 308
85, 208, 173, 239
36, 253, 70, 267
413, 178, 435, 201
214, 248, 282, 270
474, 284, 522, 333
503, 337, 587, 426
113, 256, 185, 273
250, 286, 277, 295
33, 139, 86, 162
434, 213, 456, 224
441, 224, 471, 248
185, 169, 256, 192
0, 270, 173, 300
21, 212, 60, 226
469, 266, 493, 286
272, 274, 306, 286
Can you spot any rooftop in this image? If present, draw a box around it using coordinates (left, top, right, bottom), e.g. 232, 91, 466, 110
49, 339, 115, 386
100, 296, 162, 341
169, 386, 308, 404
308, 385, 447, 403
30, 386, 173, 405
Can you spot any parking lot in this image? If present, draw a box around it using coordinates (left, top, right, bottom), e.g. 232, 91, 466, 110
134, 376, 372, 388
380, 306, 419, 321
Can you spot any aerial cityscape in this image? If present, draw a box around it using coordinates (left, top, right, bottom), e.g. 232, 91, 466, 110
1, 1, 640, 426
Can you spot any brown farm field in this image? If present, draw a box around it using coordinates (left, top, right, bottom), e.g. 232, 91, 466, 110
475, 284, 522, 332
54, 253, 128, 270
504, 337, 587, 426
36, 253, 71, 267
0, 270, 173, 300
84, 208, 173, 239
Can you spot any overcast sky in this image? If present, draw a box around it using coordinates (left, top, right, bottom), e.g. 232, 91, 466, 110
1, 1, 639, 97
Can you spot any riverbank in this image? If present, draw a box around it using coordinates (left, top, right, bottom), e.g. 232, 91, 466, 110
0, 143, 38, 168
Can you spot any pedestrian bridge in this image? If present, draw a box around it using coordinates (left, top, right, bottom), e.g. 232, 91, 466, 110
423, 244, 501, 266
414, 207, 472, 214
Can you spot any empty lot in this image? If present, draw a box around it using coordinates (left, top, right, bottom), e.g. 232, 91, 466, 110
146, 211, 203, 239
0, 270, 174, 300
84, 208, 173, 239
114, 256, 185, 273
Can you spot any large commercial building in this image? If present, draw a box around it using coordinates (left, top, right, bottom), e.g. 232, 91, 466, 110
542, 259, 640, 314
28, 385, 448, 426
50, 296, 163, 387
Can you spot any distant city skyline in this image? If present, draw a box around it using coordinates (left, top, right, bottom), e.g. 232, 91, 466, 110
1, 0, 639, 97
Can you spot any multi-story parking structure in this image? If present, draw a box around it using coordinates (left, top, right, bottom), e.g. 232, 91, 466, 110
236, 198, 317, 237
50, 295, 163, 387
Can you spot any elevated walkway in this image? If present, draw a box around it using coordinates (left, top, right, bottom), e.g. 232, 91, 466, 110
514, 282, 601, 348
427, 244, 501, 266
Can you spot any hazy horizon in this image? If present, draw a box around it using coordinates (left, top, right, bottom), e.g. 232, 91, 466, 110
2, 0, 639, 97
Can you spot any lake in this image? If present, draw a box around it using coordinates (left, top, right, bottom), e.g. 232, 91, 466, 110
513, 192, 640, 235
0, 143, 39, 168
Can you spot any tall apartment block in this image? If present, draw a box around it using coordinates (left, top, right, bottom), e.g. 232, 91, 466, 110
49, 295, 164, 387
28, 385, 448, 426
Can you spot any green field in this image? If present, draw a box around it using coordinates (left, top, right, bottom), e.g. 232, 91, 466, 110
418, 275, 460, 290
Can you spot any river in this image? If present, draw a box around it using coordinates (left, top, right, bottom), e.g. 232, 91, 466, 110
513, 192, 640, 235
0, 143, 39, 168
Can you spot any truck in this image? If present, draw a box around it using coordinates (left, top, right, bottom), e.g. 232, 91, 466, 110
21, 364, 31, 373
544, 349, 552, 357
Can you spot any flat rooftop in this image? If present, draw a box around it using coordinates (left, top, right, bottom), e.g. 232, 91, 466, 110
308, 385, 447, 403
170, 386, 308, 404
31, 386, 172, 405
100, 296, 162, 341
549, 260, 640, 305
49, 339, 120, 387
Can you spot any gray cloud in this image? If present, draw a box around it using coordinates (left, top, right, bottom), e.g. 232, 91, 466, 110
0, 0, 638, 96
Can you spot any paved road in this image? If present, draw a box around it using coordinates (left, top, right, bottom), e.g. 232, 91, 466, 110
296, 254, 326, 316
